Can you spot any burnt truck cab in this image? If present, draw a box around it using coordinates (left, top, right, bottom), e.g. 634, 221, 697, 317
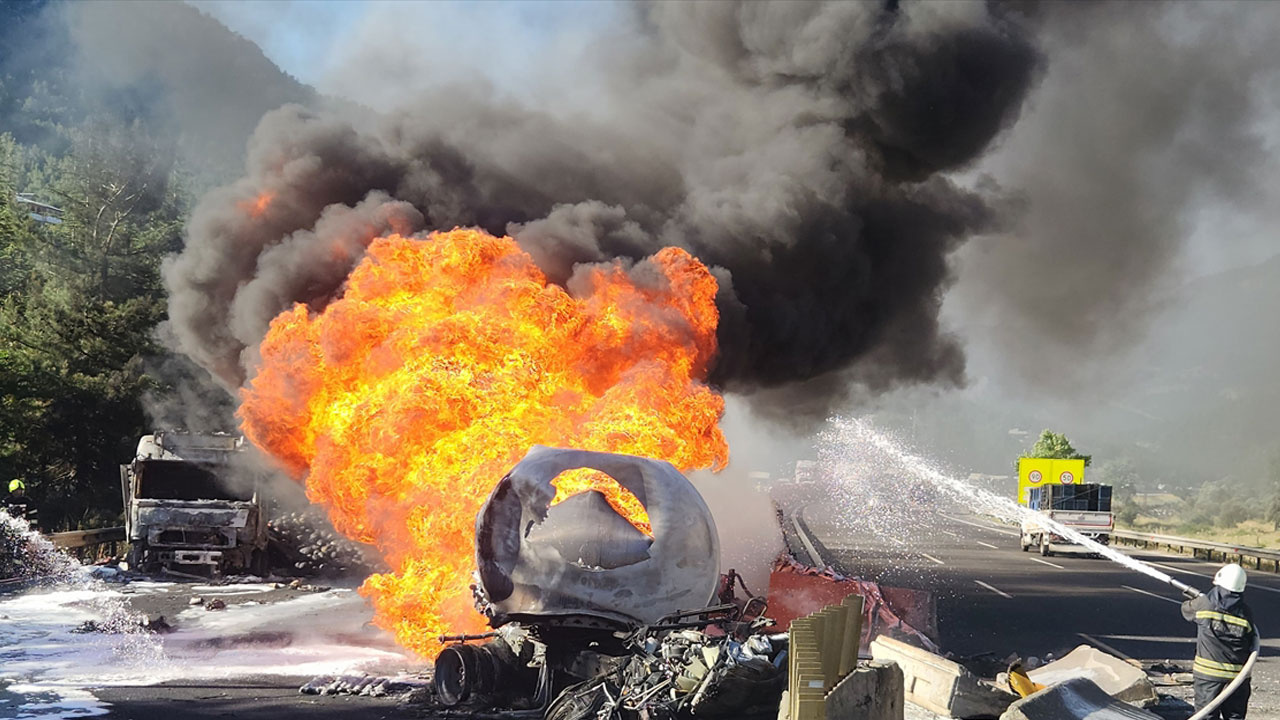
121, 432, 268, 575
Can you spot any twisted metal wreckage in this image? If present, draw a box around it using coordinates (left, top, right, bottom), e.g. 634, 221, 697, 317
430, 446, 932, 719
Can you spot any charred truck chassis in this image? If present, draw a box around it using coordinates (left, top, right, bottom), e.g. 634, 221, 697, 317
121, 432, 268, 576
432, 447, 787, 718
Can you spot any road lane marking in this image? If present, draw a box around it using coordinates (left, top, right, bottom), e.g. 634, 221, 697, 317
1029, 557, 1064, 569
1121, 585, 1180, 604
1078, 633, 1134, 661
1144, 562, 1210, 579
975, 541, 998, 549
941, 530, 960, 538
1137, 560, 1280, 595
975, 580, 1012, 598
939, 513, 1020, 537
920, 553, 945, 566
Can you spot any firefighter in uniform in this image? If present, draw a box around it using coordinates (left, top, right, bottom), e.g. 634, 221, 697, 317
4, 479, 28, 516
1181, 563, 1255, 719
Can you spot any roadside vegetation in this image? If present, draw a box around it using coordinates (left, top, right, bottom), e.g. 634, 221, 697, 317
0, 2, 199, 530
0, 128, 189, 530
1117, 456, 1280, 549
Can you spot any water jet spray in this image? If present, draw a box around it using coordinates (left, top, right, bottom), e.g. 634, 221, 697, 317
821, 418, 1260, 719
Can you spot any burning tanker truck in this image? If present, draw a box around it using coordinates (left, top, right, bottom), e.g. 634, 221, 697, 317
432, 446, 787, 718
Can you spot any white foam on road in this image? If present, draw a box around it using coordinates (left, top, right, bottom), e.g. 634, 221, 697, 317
0, 583, 424, 718
187, 583, 277, 596
5, 684, 109, 719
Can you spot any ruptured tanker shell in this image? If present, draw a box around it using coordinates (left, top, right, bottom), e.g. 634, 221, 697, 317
475, 446, 720, 627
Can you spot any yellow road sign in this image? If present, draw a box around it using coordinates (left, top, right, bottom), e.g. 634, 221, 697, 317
1017, 457, 1085, 505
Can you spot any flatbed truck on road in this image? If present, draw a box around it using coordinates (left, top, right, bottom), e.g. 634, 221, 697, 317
1019, 482, 1113, 556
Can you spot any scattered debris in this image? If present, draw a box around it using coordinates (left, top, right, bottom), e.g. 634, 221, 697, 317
189, 596, 203, 606
1141, 660, 1193, 687
1001, 677, 1160, 720
871, 635, 1017, 719
299, 673, 432, 698
269, 509, 382, 577
214, 574, 266, 584
72, 615, 173, 634
610, 622, 787, 717
275, 578, 329, 592
204, 598, 226, 611
85, 565, 128, 583
1027, 645, 1157, 706
821, 661, 904, 720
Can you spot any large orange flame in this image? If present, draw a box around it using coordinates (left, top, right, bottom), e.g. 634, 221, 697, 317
239, 227, 728, 656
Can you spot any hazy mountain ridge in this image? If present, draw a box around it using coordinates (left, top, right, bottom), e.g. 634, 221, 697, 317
0, 0, 317, 180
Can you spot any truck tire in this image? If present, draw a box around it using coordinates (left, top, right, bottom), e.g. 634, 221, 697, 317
249, 548, 270, 577
1040, 538, 1052, 557
125, 542, 146, 571
1020, 536, 1029, 552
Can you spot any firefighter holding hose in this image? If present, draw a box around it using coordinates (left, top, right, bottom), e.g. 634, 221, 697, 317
1181, 563, 1255, 719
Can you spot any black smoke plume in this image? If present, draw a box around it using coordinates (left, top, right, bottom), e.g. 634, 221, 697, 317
164, 1, 1040, 416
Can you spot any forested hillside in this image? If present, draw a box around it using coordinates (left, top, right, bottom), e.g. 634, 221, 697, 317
0, 0, 312, 528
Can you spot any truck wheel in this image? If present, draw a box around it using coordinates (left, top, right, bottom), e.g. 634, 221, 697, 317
125, 543, 145, 571
249, 549, 270, 577
1020, 537, 1029, 552
1040, 538, 1052, 557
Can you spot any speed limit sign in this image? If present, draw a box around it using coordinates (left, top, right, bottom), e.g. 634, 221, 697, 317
1060, 471, 1075, 484
1029, 470, 1043, 484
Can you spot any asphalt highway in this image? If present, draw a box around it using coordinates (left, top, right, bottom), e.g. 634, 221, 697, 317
800, 503, 1280, 716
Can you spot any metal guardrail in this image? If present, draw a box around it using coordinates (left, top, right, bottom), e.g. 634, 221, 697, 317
1110, 529, 1280, 572
47, 526, 125, 548
46, 526, 125, 562
792, 506, 826, 567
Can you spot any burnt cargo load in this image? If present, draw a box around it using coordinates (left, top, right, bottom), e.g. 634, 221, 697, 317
121, 432, 268, 575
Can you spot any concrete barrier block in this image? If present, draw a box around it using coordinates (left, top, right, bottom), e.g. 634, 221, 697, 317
1027, 645, 1157, 706
870, 636, 1015, 719
1000, 677, 1160, 720
824, 661, 904, 720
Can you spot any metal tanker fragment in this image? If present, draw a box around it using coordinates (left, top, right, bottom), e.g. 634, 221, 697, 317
475, 446, 719, 627
121, 432, 269, 576
434, 447, 787, 718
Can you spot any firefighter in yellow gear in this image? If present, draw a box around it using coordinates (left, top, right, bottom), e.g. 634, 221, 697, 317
1181, 564, 1254, 718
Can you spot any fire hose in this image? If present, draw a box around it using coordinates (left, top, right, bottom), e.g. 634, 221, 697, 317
1169, 580, 1261, 720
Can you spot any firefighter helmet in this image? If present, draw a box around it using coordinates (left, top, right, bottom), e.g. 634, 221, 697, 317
8, 479, 24, 493
1214, 563, 1247, 593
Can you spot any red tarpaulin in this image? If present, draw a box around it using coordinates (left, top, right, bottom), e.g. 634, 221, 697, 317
767, 554, 937, 652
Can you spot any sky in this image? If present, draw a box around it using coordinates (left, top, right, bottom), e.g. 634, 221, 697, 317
191, 0, 623, 111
